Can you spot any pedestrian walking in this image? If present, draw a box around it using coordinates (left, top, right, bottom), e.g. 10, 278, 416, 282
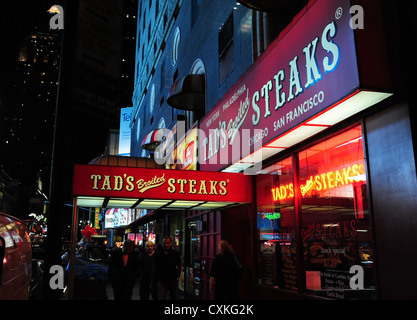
153, 237, 181, 300
108, 239, 139, 300
138, 241, 158, 300
209, 240, 242, 300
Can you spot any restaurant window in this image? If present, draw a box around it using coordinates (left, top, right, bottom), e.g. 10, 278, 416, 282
256, 157, 297, 291
299, 125, 375, 299
256, 124, 376, 299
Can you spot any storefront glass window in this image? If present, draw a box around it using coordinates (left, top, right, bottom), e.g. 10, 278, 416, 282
256, 157, 297, 291
299, 125, 375, 299
256, 125, 376, 299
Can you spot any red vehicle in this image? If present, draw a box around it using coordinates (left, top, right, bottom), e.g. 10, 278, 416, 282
0, 212, 32, 299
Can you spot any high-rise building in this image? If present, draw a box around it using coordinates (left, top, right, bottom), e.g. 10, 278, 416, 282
120, 0, 139, 110
0, 30, 61, 217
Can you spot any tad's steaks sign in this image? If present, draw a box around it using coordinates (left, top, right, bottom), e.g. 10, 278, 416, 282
72, 164, 252, 203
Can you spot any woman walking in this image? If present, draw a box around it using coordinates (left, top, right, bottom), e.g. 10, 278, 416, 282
209, 240, 242, 300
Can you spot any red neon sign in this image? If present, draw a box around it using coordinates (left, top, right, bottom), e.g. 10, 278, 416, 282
271, 183, 294, 202
271, 163, 365, 201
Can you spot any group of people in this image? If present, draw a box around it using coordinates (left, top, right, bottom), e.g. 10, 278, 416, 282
108, 237, 181, 300
107, 237, 242, 300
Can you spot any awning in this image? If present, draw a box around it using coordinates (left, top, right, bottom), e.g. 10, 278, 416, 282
167, 74, 205, 111
69, 161, 252, 299
76, 197, 241, 211
141, 128, 170, 151
72, 164, 253, 210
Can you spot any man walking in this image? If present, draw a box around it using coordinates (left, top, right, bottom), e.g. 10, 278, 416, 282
138, 241, 158, 300
108, 240, 139, 300
154, 237, 181, 300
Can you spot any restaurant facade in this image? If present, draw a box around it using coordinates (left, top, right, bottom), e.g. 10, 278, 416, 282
71, 0, 417, 300
193, 0, 397, 300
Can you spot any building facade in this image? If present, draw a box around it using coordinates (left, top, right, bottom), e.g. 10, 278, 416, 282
128, 0, 417, 300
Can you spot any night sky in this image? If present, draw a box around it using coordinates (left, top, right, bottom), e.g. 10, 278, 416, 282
0, 1, 63, 109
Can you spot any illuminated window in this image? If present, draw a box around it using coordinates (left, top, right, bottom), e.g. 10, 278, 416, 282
171, 27, 180, 66
299, 125, 374, 299
150, 84, 155, 114
219, 13, 234, 84
256, 157, 297, 291
256, 125, 376, 299
158, 117, 165, 129
136, 117, 141, 142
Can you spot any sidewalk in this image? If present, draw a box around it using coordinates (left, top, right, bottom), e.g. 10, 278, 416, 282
65, 280, 184, 300
105, 280, 141, 300
106, 281, 185, 300
61, 280, 141, 300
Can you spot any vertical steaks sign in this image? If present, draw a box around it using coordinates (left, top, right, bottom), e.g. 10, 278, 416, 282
72, 164, 252, 203
199, 0, 360, 172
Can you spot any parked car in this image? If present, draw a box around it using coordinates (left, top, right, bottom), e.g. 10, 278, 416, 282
0, 212, 32, 299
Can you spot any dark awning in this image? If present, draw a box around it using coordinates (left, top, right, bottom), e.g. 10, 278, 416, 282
167, 74, 205, 111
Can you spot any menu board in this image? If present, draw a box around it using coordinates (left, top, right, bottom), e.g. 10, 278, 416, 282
260, 238, 297, 291
260, 245, 276, 286
281, 244, 297, 290
304, 236, 363, 299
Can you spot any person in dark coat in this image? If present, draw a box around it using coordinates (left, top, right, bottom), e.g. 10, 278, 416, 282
108, 239, 139, 300
153, 237, 181, 300
209, 240, 242, 300
138, 241, 158, 300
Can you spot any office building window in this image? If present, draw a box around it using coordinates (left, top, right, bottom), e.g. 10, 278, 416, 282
219, 13, 234, 84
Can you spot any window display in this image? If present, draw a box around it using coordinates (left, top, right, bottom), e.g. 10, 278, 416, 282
256, 157, 297, 291
256, 125, 376, 299
299, 125, 375, 299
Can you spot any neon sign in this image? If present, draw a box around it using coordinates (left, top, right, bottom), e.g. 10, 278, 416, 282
261, 212, 281, 220
271, 163, 365, 201
271, 183, 294, 202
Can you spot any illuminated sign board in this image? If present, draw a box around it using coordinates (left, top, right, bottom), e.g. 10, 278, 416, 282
105, 209, 114, 228
261, 212, 281, 220
118, 107, 133, 156
73, 164, 252, 203
199, 0, 391, 172
164, 122, 197, 171
105, 208, 138, 228
176, 126, 197, 171
94, 208, 100, 228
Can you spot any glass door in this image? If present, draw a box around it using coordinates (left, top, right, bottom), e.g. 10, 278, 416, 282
184, 218, 202, 299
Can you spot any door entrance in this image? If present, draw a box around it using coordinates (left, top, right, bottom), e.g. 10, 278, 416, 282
185, 210, 221, 299
184, 218, 201, 299
69, 163, 252, 299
